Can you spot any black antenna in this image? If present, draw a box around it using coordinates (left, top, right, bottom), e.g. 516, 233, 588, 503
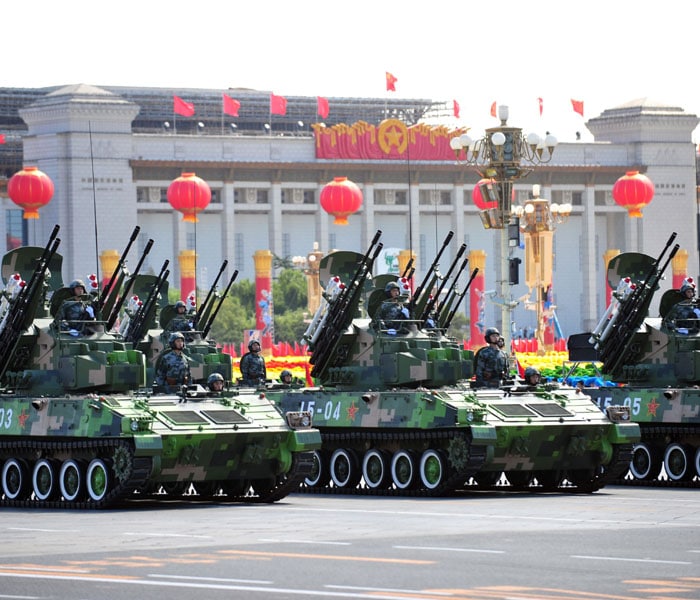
88, 121, 100, 283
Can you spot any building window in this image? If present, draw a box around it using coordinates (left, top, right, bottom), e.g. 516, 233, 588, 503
595, 190, 614, 206
329, 233, 337, 250
419, 190, 451, 205
281, 189, 314, 204
136, 186, 165, 203
377, 190, 407, 205
234, 188, 269, 204
5, 209, 25, 250
210, 189, 221, 204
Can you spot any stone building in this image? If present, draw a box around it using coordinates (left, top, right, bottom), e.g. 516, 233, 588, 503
0, 84, 697, 339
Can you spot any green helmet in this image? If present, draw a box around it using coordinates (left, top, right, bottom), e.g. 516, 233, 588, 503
169, 331, 185, 347
281, 369, 292, 379
385, 281, 400, 296
69, 279, 86, 291
524, 367, 540, 380
175, 300, 187, 310
207, 372, 224, 386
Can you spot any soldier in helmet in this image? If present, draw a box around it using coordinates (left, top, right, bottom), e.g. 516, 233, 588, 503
155, 332, 191, 392
58, 279, 98, 336
239, 339, 266, 386
664, 277, 700, 334
523, 366, 541, 389
166, 300, 194, 333
280, 369, 293, 385
377, 281, 410, 333
474, 327, 508, 388
207, 372, 225, 393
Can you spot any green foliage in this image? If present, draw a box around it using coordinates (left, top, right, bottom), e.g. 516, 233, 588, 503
273, 269, 307, 313
446, 311, 468, 340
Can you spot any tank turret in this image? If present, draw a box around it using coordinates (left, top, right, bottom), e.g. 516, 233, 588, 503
0, 226, 320, 509
583, 233, 700, 485
266, 230, 639, 496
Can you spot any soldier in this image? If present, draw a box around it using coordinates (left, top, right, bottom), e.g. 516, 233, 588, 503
474, 327, 508, 388
155, 332, 191, 392
239, 340, 266, 385
166, 300, 194, 333
280, 369, 293, 385
523, 366, 541, 389
664, 278, 700, 334
207, 372, 225, 393
377, 281, 410, 333
58, 279, 97, 336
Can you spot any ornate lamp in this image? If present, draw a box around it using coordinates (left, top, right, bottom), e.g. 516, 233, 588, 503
320, 177, 363, 225
167, 172, 211, 223
7, 166, 54, 219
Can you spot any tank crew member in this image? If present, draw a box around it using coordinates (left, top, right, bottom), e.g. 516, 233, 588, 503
240, 340, 266, 386
378, 281, 410, 333
58, 279, 97, 336
474, 327, 508, 388
207, 372, 225, 393
280, 369, 293, 385
166, 300, 194, 333
523, 366, 541, 389
155, 332, 191, 392
664, 277, 700, 334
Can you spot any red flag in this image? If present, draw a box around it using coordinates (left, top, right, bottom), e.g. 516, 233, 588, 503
538, 97, 543, 116
222, 93, 240, 117
571, 99, 584, 117
0, 134, 5, 144
453, 100, 460, 119
173, 95, 195, 117
317, 96, 329, 119
270, 93, 287, 116
385, 71, 397, 92
490, 101, 497, 117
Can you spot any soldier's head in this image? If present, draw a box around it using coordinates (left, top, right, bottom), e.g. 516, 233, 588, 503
524, 366, 540, 386
497, 336, 505, 349
175, 300, 187, 314
207, 372, 224, 391
69, 279, 86, 297
280, 369, 292, 384
681, 277, 696, 299
169, 331, 185, 350
484, 327, 500, 344
384, 281, 401, 299
248, 340, 261, 353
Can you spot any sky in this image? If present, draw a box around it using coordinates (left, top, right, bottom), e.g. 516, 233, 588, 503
5, 0, 700, 143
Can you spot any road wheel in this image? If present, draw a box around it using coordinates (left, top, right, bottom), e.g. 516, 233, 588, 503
329, 449, 360, 489
362, 449, 391, 489
305, 450, 330, 488
506, 471, 533, 489
664, 443, 693, 481
391, 450, 417, 490
629, 443, 662, 481
59, 459, 85, 502
419, 450, 447, 491
86, 458, 111, 502
2, 458, 30, 501
32, 458, 59, 501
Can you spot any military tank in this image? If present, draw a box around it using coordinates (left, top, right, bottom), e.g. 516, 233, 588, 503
266, 230, 639, 496
0, 226, 320, 509
584, 232, 700, 486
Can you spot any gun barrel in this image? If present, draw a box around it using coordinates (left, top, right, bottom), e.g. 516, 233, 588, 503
98, 225, 140, 308
202, 269, 238, 337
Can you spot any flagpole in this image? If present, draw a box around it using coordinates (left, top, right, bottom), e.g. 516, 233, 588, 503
221, 95, 224, 136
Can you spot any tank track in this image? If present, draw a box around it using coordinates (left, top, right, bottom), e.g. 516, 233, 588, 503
299, 429, 488, 497
615, 424, 700, 488
0, 439, 151, 509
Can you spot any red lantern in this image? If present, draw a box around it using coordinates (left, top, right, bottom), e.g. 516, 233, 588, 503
320, 177, 363, 225
612, 171, 654, 218
167, 172, 211, 223
7, 166, 54, 219
472, 178, 498, 211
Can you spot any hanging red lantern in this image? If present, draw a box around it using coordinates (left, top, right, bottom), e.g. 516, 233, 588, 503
612, 170, 654, 218
320, 176, 363, 225
7, 166, 54, 219
472, 178, 498, 211
167, 172, 211, 223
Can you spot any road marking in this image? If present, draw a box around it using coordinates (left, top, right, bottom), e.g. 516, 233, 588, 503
394, 545, 505, 554
258, 539, 351, 546
218, 549, 433, 564
7, 528, 80, 533
572, 555, 692, 565
325, 584, 453, 596
123, 532, 213, 539
150, 574, 273, 585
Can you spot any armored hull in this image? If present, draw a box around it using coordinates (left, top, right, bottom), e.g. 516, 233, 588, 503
584, 234, 699, 486
0, 227, 321, 508
266, 230, 639, 496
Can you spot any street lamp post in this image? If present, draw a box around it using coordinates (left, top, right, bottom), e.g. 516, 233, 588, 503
513, 184, 571, 353
450, 105, 557, 357
292, 242, 325, 315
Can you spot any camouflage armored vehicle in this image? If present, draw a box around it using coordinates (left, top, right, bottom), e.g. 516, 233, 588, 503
0, 226, 320, 508
266, 231, 639, 496
585, 233, 700, 486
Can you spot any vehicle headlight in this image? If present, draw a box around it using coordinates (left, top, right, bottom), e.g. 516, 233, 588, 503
285, 410, 313, 429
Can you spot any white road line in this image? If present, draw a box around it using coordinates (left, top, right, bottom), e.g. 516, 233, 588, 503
571, 554, 692, 565
258, 539, 351, 545
122, 532, 212, 539
7, 528, 80, 533
325, 584, 453, 596
150, 574, 273, 585
394, 545, 505, 554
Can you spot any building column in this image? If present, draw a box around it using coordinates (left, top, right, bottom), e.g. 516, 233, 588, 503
361, 182, 375, 249
222, 181, 235, 275
452, 183, 465, 251
270, 181, 283, 259
581, 184, 598, 331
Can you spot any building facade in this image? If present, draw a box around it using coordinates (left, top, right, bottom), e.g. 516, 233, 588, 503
0, 84, 698, 341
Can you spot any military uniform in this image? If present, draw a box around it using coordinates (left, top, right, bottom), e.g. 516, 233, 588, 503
156, 350, 191, 392
240, 351, 266, 385
378, 300, 410, 330
58, 298, 96, 336
474, 345, 508, 388
166, 315, 194, 332
664, 300, 700, 333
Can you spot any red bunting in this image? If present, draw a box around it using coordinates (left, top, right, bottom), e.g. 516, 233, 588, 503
270, 93, 287, 116
317, 96, 329, 119
538, 97, 543, 116
173, 95, 195, 117
385, 72, 397, 92
0, 134, 5, 144
571, 99, 584, 117
222, 94, 240, 117
453, 100, 460, 119
490, 101, 497, 117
